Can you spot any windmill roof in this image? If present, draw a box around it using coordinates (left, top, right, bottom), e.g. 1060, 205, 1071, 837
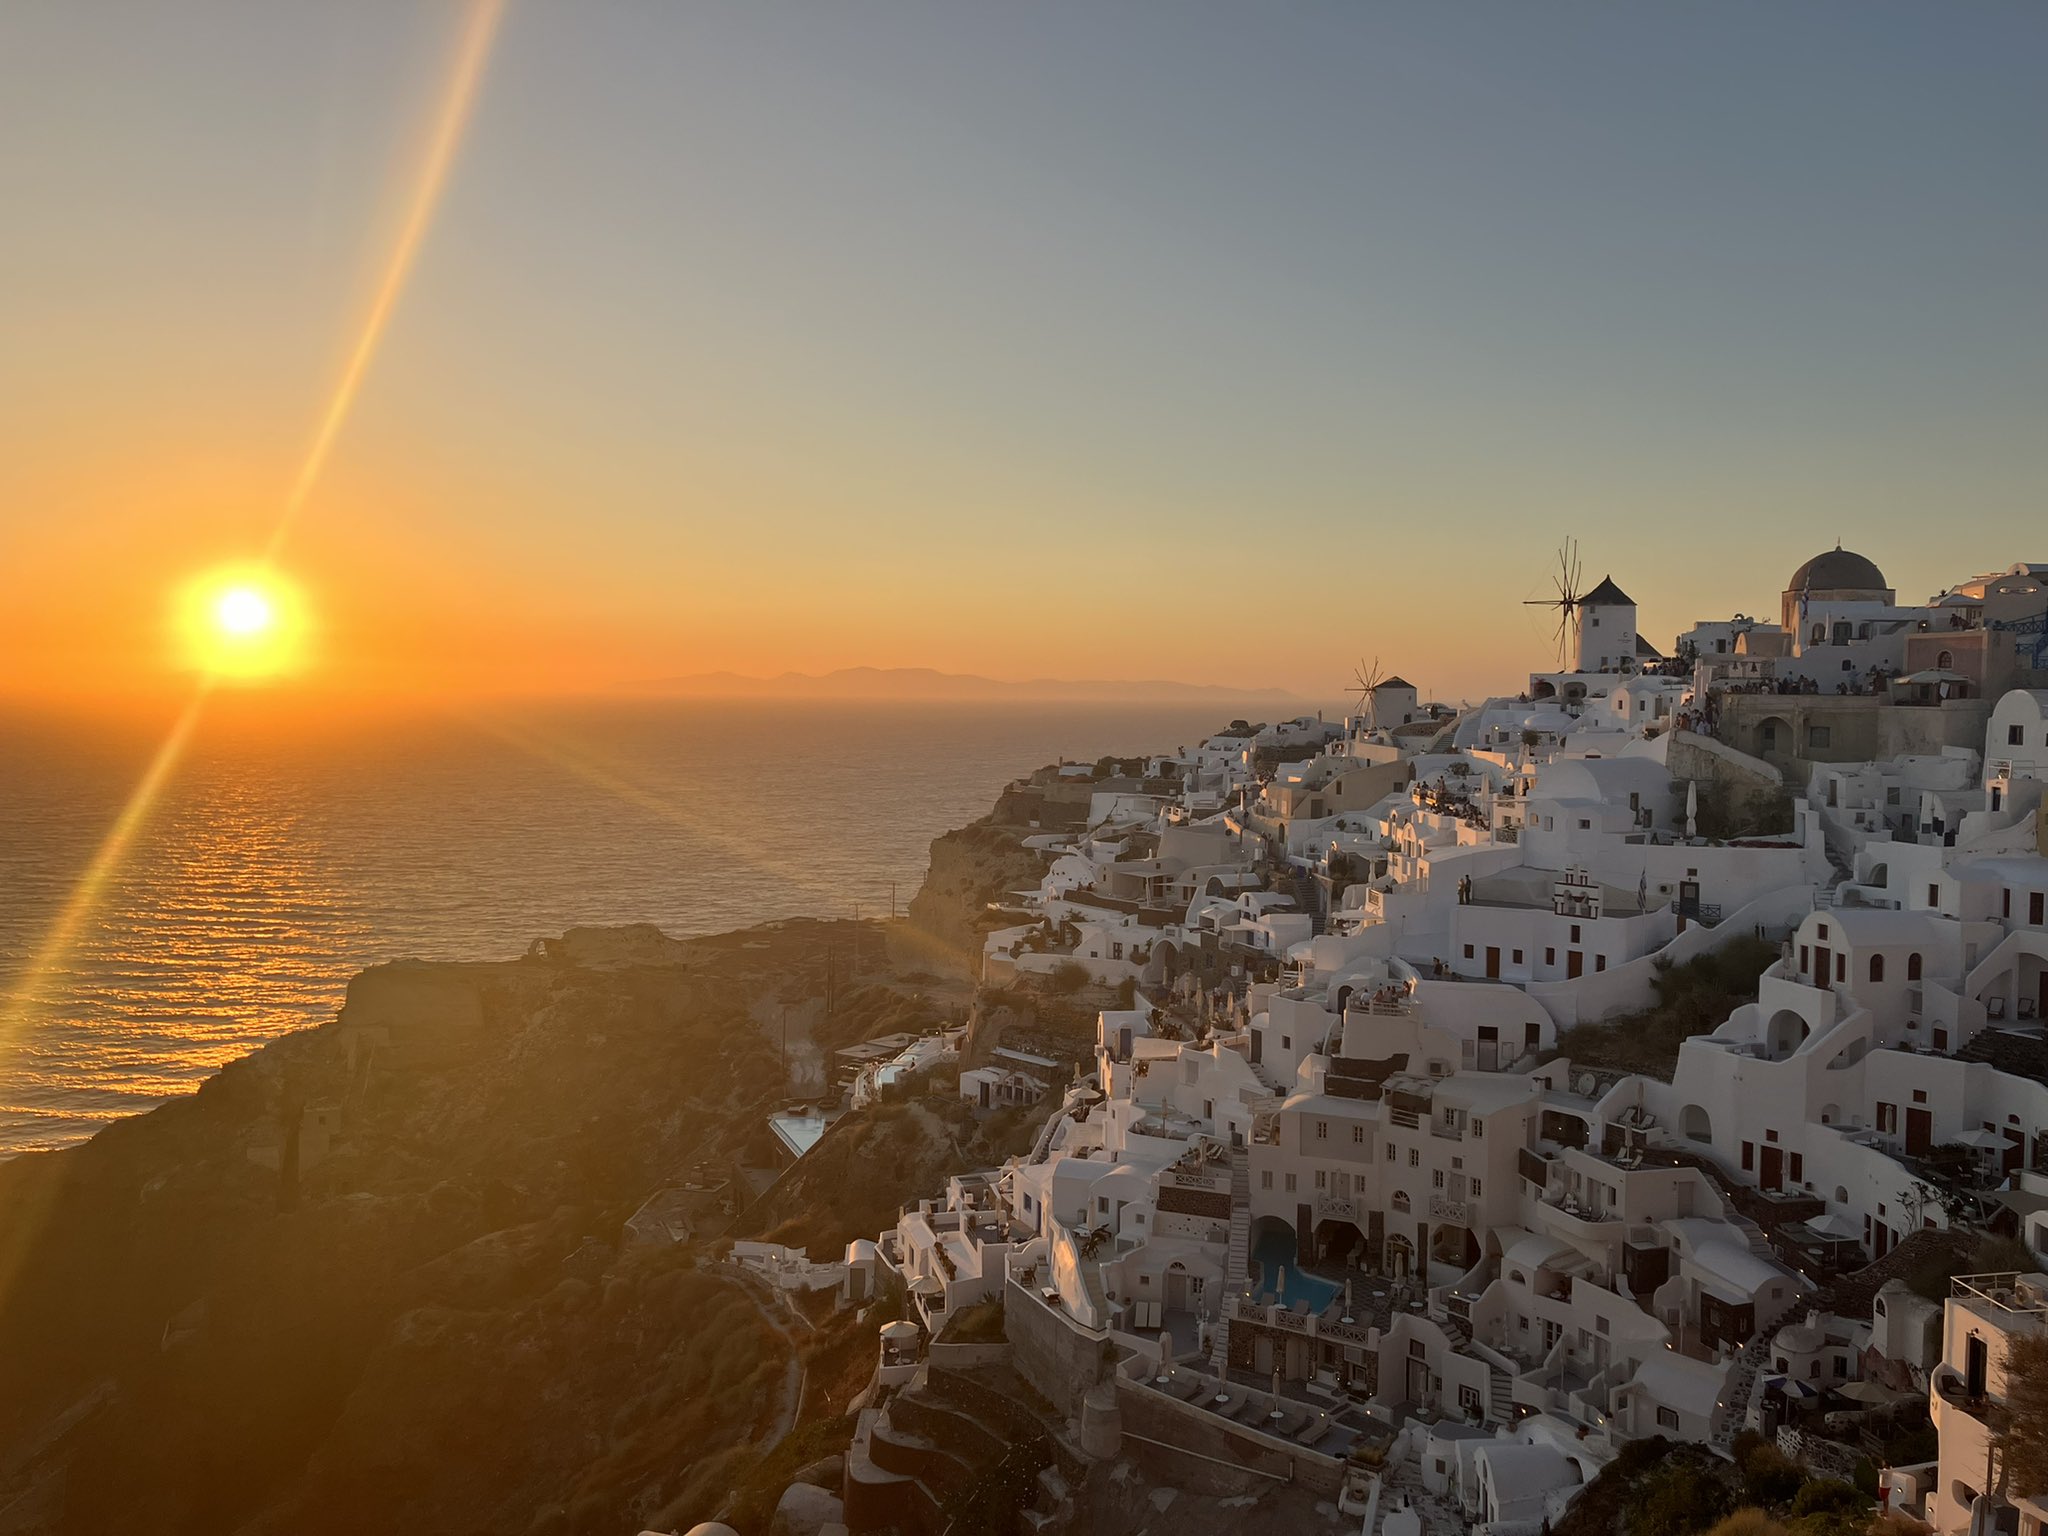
1374, 677, 1416, 690
1634, 634, 1665, 658
1580, 576, 1634, 607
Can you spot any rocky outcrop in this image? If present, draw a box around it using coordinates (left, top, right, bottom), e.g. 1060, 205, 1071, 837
905, 821, 1045, 972
0, 921, 876, 1536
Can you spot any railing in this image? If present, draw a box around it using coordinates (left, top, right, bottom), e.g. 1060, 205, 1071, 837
1428, 1195, 1470, 1225
1222, 1292, 1376, 1346
1316, 1193, 1362, 1222
1389, 1107, 1420, 1130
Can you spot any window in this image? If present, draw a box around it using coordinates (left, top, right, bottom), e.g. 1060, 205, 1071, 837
1459, 1384, 1481, 1411
1578, 819, 1592, 831
1471, 1178, 1483, 1197
1741, 1142, 1754, 1171
1472, 1120, 1484, 1139
1433, 1170, 1446, 1189
1937, 649, 1954, 669
1463, 944, 1474, 960
1790, 1152, 1804, 1181
1800, 944, 1809, 971
1912, 1089, 1926, 1104
2013, 725, 2027, 746
2033, 892, 2045, 925
1352, 1125, 1365, 1144
1385, 1142, 1396, 1160
1408, 1148, 1420, 1168
1870, 954, 1884, 982
1834, 1356, 1848, 1378
1811, 623, 1826, 644
1818, 923, 1828, 940
1596, 955, 1607, 973
1928, 884, 1940, 907
1908, 953, 1922, 981
1657, 1406, 1680, 1430
1285, 1173, 1297, 1192
1316, 1120, 1329, 1141
1836, 953, 1847, 982
1261, 1171, 1273, 1190
1545, 947, 1556, 966
1315, 1170, 1326, 1189
1111, 942, 1123, 960
1512, 949, 1523, 964
1571, 924, 1582, 943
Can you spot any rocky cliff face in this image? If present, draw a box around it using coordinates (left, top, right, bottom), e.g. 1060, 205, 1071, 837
904, 820, 1045, 973
0, 921, 869, 1536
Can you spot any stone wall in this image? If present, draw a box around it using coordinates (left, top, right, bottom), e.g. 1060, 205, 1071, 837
1114, 1378, 1345, 1497
1004, 1279, 1113, 1417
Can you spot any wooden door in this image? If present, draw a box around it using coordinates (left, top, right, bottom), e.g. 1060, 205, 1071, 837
1759, 1145, 1783, 1192
1567, 951, 1584, 980
1486, 947, 1501, 980
1906, 1107, 1933, 1155
1814, 946, 1831, 986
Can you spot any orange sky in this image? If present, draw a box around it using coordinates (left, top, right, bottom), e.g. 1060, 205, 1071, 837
4, 4, 2043, 713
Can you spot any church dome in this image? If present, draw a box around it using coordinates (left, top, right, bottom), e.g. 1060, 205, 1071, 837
1787, 547, 1887, 594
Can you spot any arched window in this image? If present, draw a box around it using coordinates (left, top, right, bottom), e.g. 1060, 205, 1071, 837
1937, 649, 1955, 669
1870, 954, 1884, 982
1907, 953, 1922, 981
1811, 623, 1827, 645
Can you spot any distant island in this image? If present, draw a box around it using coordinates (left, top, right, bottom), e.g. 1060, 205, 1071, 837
632, 665, 1300, 704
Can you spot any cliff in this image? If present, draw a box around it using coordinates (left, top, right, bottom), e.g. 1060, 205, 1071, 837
0, 920, 873, 1536
904, 819, 1046, 972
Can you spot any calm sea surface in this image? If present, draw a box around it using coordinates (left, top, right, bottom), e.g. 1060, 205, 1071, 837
0, 699, 1251, 1154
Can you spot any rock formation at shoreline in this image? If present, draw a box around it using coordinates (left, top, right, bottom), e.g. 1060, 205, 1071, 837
0, 918, 885, 1535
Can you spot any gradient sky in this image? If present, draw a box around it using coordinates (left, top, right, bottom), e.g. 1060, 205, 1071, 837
3, 1, 2044, 706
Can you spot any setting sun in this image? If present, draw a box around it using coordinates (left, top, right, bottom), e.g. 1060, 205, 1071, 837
177, 566, 308, 681
215, 586, 274, 637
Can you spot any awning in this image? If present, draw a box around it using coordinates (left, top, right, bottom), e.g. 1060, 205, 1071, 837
1953, 1128, 2008, 1150
1837, 1380, 1910, 1405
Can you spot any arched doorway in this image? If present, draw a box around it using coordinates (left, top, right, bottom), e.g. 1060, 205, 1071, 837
1679, 1104, 1712, 1143
1765, 1009, 1810, 1059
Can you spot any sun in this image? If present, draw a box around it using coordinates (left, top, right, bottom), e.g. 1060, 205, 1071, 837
215, 586, 275, 638
177, 566, 309, 681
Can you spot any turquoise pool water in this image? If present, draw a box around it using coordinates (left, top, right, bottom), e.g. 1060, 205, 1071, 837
1249, 1224, 1343, 1311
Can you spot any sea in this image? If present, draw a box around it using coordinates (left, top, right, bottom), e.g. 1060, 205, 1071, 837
0, 698, 1269, 1155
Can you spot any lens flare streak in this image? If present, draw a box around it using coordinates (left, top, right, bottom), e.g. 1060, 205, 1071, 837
4, 2, 507, 1050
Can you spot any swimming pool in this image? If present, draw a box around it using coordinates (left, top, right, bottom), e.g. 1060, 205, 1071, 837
1249, 1223, 1343, 1311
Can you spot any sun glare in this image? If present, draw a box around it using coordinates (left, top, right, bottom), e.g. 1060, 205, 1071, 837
179, 567, 308, 681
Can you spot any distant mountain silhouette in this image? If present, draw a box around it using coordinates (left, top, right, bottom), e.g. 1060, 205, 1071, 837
635, 666, 1297, 703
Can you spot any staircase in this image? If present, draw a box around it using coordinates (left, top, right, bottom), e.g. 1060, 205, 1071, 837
1487, 1366, 1515, 1427
1709, 1333, 1775, 1455
1210, 1156, 1253, 1372
1727, 1207, 1777, 1262
1283, 867, 1327, 936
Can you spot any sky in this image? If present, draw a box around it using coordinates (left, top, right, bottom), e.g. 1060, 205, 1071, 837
2, 1, 2044, 708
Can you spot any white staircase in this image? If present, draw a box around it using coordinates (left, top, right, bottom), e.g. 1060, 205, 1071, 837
1209, 1156, 1253, 1372
1487, 1366, 1515, 1427
1709, 1334, 1775, 1455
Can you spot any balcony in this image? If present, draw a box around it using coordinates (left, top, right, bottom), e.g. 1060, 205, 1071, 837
1428, 1194, 1470, 1226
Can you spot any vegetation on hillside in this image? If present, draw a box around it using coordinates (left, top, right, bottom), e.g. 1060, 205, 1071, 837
1555, 937, 1780, 1078
1553, 1434, 1901, 1536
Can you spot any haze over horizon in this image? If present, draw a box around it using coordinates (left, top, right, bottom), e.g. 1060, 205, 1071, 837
4, 2, 2044, 707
